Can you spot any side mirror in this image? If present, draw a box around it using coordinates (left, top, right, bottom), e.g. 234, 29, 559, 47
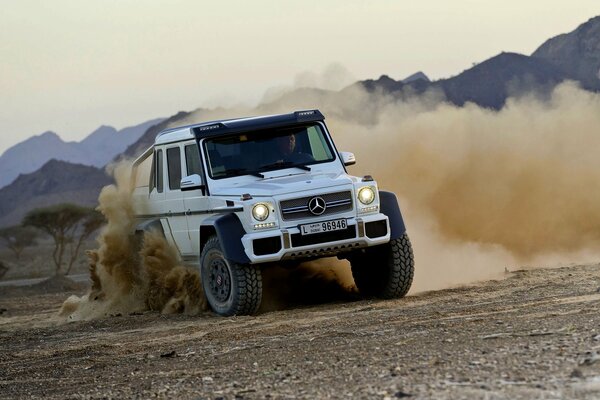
340, 152, 356, 166
180, 174, 205, 192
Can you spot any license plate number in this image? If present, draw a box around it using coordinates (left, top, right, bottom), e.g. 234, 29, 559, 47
300, 219, 347, 236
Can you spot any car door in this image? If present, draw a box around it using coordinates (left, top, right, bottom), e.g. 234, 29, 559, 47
164, 144, 192, 255
145, 148, 178, 248
182, 142, 210, 257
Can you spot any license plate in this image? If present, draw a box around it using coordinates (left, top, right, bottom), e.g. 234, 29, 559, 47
300, 218, 348, 236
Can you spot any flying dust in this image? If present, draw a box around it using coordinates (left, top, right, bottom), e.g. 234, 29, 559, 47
60, 162, 352, 320
334, 82, 600, 291
62, 78, 600, 319
60, 163, 207, 321
179, 79, 600, 292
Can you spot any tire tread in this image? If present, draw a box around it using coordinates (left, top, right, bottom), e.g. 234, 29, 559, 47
201, 236, 262, 316
350, 233, 414, 299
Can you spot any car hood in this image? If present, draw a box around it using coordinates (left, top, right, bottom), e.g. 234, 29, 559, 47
210, 171, 354, 197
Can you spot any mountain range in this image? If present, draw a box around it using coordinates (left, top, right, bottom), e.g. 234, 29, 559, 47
0, 160, 113, 227
357, 16, 600, 109
0, 118, 163, 189
533, 16, 600, 91
0, 15, 598, 228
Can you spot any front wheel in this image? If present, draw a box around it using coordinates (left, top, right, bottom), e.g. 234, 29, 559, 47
350, 233, 414, 298
200, 236, 262, 316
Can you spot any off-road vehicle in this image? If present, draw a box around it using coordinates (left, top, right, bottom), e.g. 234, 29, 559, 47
132, 110, 414, 316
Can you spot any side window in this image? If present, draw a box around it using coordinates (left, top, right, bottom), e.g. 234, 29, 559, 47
167, 147, 182, 190
133, 152, 152, 189
306, 126, 333, 161
185, 144, 203, 176
149, 151, 155, 192
156, 149, 163, 193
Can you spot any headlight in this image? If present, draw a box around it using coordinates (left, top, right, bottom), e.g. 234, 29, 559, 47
252, 203, 270, 221
358, 186, 375, 205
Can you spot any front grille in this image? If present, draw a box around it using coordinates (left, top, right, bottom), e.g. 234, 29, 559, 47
291, 225, 356, 247
280, 190, 353, 221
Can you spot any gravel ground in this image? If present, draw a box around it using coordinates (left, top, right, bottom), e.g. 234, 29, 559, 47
2, 264, 600, 399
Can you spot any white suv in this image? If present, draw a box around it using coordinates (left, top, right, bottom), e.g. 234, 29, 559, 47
132, 110, 414, 316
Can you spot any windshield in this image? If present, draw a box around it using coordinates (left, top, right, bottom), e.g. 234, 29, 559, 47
203, 123, 336, 179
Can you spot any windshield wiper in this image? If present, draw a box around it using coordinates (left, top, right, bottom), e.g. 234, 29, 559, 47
221, 168, 265, 178
258, 161, 311, 173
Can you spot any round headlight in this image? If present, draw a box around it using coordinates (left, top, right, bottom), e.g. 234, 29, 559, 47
358, 187, 375, 205
252, 203, 270, 221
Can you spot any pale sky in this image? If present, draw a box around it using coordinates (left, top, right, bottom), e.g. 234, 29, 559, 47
1, 0, 599, 154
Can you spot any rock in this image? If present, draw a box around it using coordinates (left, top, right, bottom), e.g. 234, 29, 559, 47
570, 369, 583, 379
160, 350, 176, 358
578, 351, 600, 366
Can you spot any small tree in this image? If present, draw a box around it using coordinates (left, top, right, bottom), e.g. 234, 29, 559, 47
23, 203, 105, 275
0, 225, 39, 260
65, 209, 105, 274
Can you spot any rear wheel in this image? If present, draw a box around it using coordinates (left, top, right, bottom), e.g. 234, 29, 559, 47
200, 235, 262, 316
350, 233, 414, 298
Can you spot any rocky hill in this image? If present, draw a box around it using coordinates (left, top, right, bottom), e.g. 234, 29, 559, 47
119, 112, 191, 160
437, 52, 566, 108
532, 16, 600, 90
402, 71, 430, 83
0, 118, 163, 189
0, 115, 185, 228
355, 17, 600, 109
0, 160, 112, 227
356, 52, 568, 109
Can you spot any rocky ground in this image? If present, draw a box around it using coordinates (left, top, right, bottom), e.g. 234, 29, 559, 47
2, 264, 600, 399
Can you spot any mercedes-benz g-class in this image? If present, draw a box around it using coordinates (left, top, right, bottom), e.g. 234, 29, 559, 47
132, 110, 414, 316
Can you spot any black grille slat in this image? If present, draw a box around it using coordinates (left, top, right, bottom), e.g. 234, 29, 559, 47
280, 191, 353, 221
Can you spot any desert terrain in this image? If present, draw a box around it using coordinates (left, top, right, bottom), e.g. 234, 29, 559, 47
2, 263, 600, 399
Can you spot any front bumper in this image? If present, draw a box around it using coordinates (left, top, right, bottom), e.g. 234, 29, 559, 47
241, 213, 390, 264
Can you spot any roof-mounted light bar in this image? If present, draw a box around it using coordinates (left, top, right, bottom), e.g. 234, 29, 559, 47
190, 110, 325, 139
196, 123, 225, 132
294, 110, 325, 121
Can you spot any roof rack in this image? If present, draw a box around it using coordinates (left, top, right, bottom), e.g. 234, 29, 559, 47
156, 110, 325, 141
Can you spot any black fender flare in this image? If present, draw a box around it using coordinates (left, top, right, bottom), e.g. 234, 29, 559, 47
201, 213, 250, 264
378, 191, 406, 240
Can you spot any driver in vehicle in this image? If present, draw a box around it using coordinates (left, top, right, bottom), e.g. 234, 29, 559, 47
273, 133, 314, 164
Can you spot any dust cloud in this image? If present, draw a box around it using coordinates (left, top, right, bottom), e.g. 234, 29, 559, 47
179, 79, 600, 292
332, 82, 600, 290
60, 162, 206, 321
66, 76, 600, 312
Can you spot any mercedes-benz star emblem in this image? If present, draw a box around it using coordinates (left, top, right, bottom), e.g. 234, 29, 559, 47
308, 196, 327, 216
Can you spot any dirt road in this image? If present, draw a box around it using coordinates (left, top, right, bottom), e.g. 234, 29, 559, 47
2, 264, 600, 399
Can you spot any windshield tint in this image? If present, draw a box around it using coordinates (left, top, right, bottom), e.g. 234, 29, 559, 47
203, 124, 335, 179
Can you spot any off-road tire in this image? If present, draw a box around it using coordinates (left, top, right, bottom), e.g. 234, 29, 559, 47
350, 233, 414, 298
200, 235, 262, 316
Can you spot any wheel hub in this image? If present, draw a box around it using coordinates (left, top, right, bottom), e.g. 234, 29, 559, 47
209, 258, 231, 303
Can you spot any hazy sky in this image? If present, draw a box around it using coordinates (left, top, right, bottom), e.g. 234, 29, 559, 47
1, 0, 599, 154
